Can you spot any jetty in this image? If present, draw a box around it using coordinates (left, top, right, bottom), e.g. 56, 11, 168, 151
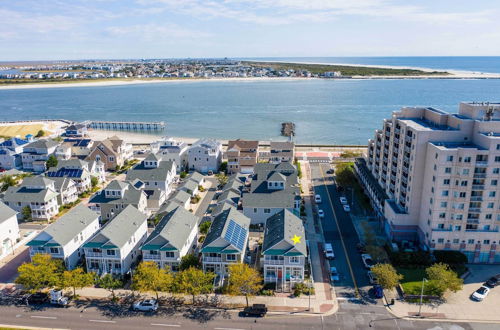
281, 122, 295, 137
87, 120, 165, 131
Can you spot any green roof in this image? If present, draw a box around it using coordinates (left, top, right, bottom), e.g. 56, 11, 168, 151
102, 244, 118, 249
83, 242, 104, 248
263, 249, 287, 255
45, 243, 61, 247
284, 251, 304, 256
26, 240, 48, 247
221, 249, 239, 254
201, 246, 224, 253
160, 246, 177, 251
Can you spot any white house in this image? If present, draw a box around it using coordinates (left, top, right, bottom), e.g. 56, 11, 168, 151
188, 138, 222, 173
152, 137, 189, 172
27, 205, 100, 270
125, 153, 176, 196
83, 205, 148, 276
21, 139, 59, 172
141, 204, 199, 271
0, 202, 19, 261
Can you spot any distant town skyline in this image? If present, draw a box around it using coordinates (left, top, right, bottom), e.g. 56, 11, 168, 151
1, 0, 499, 61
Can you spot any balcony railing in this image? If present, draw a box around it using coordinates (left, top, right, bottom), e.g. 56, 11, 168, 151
472, 185, 485, 190
203, 257, 222, 263
470, 196, 483, 201
143, 253, 161, 260
263, 259, 284, 265
468, 207, 481, 213
475, 161, 488, 167
473, 173, 486, 178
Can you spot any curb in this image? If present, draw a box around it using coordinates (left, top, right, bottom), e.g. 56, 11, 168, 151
0, 324, 69, 330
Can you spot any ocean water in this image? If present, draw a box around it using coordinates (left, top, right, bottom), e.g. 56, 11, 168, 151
1, 79, 500, 145
242, 57, 500, 74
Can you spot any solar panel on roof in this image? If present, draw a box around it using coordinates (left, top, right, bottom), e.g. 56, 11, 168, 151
47, 168, 83, 178
224, 219, 247, 251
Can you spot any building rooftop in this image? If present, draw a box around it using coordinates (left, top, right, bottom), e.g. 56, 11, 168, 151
125, 160, 175, 182
262, 209, 307, 257
0, 201, 17, 224
202, 206, 250, 253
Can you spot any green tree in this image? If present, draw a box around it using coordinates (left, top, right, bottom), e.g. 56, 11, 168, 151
132, 261, 173, 300
180, 171, 188, 179
219, 161, 227, 174
16, 254, 63, 292
179, 254, 201, 271
176, 267, 214, 304
426, 263, 463, 297
46, 154, 58, 169
215, 173, 228, 188
335, 162, 355, 187
98, 274, 123, 301
199, 221, 211, 235
35, 130, 45, 137
90, 176, 99, 188
0, 175, 17, 192
370, 263, 403, 290
21, 205, 32, 221
227, 263, 263, 307
61, 268, 94, 298
340, 150, 362, 158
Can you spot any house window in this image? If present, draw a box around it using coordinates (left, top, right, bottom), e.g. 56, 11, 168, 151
108, 156, 114, 162
446, 156, 453, 162
440, 202, 447, 208
484, 240, 490, 244
50, 247, 59, 254
468, 239, 475, 244
149, 250, 159, 255
437, 224, 445, 229
90, 261, 99, 269
226, 254, 237, 261
106, 249, 116, 256
490, 191, 496, 197
443, 179, 450, 185
439, 213, 446, 219
485, 214, 492, 220
437, 238, 444, 243
92, 248, 102, 253
264, 208, 271, 214
165, 252, 174, 258
289, 256, 299, 263
454, 225, 461, 231
441, 190, 449, 197
492, 180, 498, 186
494, 168, 500, 174
445, 168, 451, 174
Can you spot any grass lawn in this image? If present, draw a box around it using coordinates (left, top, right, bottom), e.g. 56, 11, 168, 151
397, 267, 433, 295
0, 124, 46, 138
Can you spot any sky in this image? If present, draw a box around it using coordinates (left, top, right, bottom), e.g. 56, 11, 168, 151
1, 0, 499, 61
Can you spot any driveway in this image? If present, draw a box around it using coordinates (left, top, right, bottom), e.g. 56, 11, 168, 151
0, 248, 30, 283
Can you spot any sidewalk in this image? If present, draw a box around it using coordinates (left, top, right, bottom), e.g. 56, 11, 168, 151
384, 264, 500, 323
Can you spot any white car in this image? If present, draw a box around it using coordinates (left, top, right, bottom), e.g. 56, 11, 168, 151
339, 197, 348, 205
361, 254, 374, 269
133, 299, 158, 311
471, 286, 490, 301
330, 267, 340, 282
367, 271, 378, 284
318, 209, 325, 218
315, 194, 322, 203
324, 243, 335, 259
343, 204, 351, 212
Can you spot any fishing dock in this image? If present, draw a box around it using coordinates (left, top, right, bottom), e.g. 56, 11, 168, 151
281, 122, 295, 137
87, 120, 165, 131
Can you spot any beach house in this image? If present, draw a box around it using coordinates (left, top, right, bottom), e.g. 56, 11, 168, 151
125, 153, 176, 196
21, 139, 60, 172
83, 205, 148, 276
226, 139, 259, 174
27, 205, 100, 270
188, 138, 222, 173
152, 137, 189, 172
85, 136, 132, 171
46, 159, 93, 193
0, 201, 19, 261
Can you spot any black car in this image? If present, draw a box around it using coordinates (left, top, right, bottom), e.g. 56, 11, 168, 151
326, 168, 334, 174
242, 304, 267, 317
485, 275, 500, 288
27, 292, 49, 305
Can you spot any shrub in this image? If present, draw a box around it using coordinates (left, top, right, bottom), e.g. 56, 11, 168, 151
180, 171, 187, 179
433, 250, 467, 265
389, 251, 432, 267
260, 289, 274, 296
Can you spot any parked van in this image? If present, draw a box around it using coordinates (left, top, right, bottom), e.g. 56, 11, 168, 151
324, 243, 335, 259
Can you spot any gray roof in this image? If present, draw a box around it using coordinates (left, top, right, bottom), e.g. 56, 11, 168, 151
0, 201, 17, 224
242, 163, 300, 208
106, 180, 129, 190
202, 206, 250, 252
125, 160, 175, 182
211, 200, 233, 217
191, 138, 221, 150
187, 172, 204, 184
35, 205, 99, 247
222, 176, 243, 193
51, 177, 76, 191
24, 139, 59, 150
89, 181, 145, 205
217, 189, 240, 205
86, 205, 147, 249
56, 159, 88, 170
22, 176, 54, 188
169, 190, 191, 204
3, 184, 58, 203
179, 179, 198, 192
262, 209, 306, 256
141, 205, 199, 251
157, 200, 183, 216
144, 153, 161, 162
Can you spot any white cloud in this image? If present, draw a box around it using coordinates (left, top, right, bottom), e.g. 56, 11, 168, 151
106, 23, 211, 40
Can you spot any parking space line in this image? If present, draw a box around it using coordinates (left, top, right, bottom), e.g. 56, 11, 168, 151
30, 316, 57, 319
318, 163, 360, 297
89, 319, 116, 323
151, 324, 181, 327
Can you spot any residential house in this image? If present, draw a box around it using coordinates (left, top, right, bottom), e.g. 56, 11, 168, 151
201, 206, 250, 282
65, 123, 88, 137
242, 162, 301, 224
178, 179, 199, 197
26, 205, 100, 269
3, 176, 59, 221
63, 139, 94, 157
186, 172, 205, 186
265, 141, 295, 164
0, 137, 29, 154
88, 180, 148, 221
51, 177, 79, 205
226, 140, 259, 174
0, 201, 19, 260
152, 137, 189, 172
21, 139, 60, 172
125, 153, 176, 196
262, 210, 307, 292
0, 137, 28, 170
188, 138, 222, 173
46, 159, 93, 193
168, 190, 192, 210
83, 205, 148, 276
85, 136, 132, 171
55, 144, 72, 160
141, 205, 199, 271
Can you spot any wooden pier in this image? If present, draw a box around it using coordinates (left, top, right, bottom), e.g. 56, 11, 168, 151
281, 122, 295, 137
88, 120, 165, 131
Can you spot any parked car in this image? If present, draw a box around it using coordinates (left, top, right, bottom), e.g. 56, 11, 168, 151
339, 197, 348, 205
242, 304, 267, 317
26, 292, 48, 305
361, 254, 374, 269
471, 286, 490, 301
315, 194, 322, 203
133, 299, 158, 311
372, 285, 384, 298
343, 204, 351, 212
207, 170, 214, 176
367, 271, 378, 284
318, 209, 325, 218
330, 267, 340, 282
324, 243, 335, 259
50, 289, 69, 306
326, 168, 334, 174
485, 274, 500, 288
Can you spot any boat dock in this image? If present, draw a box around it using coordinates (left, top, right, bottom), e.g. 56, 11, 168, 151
281, 122, 295, 137
87, 120, 165, 131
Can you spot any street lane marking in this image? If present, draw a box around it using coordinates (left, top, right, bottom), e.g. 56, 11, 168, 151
89, 319, 116, 323
151, 324, 181, 327
31, 316, 57, 319
318, 163, 360, 297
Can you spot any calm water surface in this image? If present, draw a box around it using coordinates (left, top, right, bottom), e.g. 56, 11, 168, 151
1, 79, 500, 144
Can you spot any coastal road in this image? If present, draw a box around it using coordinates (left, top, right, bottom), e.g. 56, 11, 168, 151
0, 303, 489, 330
309, 163, 371, 299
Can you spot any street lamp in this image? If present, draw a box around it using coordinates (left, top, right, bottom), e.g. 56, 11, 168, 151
417, 278, 428, 317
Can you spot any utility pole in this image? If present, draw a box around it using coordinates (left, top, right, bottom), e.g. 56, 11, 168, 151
417, 278, 427, 316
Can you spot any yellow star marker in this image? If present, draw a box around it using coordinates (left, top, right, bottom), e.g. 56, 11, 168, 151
291, 234, 302, 245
